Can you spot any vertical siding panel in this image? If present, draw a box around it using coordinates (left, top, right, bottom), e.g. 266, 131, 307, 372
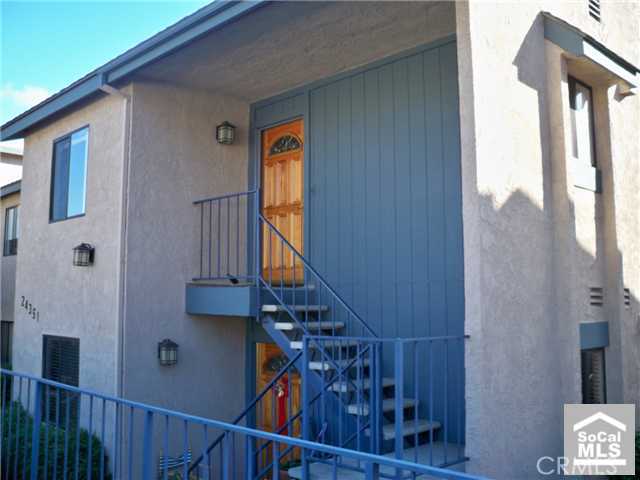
363, 69, 381, 335
440, 42, 465, 442
440, 42, 464, 338
423, 48, 446, 339
378, 64, 395, 339
309, 89, 325, 268
393, 58, 413, 339
338, 78, 352, 302
324, 84, 340, 282
408, 53, 429, 338
350, 74, 367, 336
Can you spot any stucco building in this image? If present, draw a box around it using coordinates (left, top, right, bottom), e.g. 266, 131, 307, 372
1, 2, 638, 479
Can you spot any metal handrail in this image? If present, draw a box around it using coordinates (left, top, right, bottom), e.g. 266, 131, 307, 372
0, 369, 486, 480
187, 350, 302, 474
192, 189, 257, 205
258, 213, 377, 338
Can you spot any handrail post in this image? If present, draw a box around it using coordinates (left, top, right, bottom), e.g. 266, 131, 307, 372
142, 410, 154, 480
301, 336, 310, 478
254, 189, 261, 314
366, 461, 380, 480
245, 436, 255, 479
30, 380, 43, 480
394, 340, 404, 469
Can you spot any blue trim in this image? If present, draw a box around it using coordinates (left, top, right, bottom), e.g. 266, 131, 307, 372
1, 1, 268, 141
185, 283, 256, 316
0, 180, 20, 199
580, 321, 609, 350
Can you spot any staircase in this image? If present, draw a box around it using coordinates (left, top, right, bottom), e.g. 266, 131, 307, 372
190, 190, 467, 478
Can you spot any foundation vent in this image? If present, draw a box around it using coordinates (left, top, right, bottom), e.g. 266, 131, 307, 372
589, 287, 604, 306
588, 0, 601, 22
623, 288, 631, 308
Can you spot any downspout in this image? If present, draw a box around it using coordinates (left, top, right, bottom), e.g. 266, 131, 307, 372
99, 81, 132, 399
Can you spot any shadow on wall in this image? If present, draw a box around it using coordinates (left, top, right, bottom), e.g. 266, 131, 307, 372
463, 13, 638, 479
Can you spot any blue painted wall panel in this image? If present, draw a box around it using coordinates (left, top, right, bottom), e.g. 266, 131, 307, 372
255, 39, 464, 443
308, 42, 464, 341
306, 42, 464, 441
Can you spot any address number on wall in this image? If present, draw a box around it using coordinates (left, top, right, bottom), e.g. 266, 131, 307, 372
20, 296, 40, 321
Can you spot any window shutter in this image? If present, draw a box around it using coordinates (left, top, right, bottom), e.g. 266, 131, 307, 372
42, 335, 80, 424
581, 348, 606, 404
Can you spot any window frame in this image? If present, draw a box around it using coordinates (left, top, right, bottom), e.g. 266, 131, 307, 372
568, 76, 597, 168
49, 125, 90, 223
3, 205, 19, 256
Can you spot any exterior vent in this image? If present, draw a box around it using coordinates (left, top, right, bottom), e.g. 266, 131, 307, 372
588, 0, 601, 21
589, 287, 604, 306
623, 288, 631, 308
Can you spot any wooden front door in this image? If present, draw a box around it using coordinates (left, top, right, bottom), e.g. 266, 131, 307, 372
256, 343, 301, 468
261, 119, 304, 284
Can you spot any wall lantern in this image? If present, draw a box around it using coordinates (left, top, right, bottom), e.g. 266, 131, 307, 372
72, 243, 95, 267
216, 121, 236, 145
158, 339, 178, 366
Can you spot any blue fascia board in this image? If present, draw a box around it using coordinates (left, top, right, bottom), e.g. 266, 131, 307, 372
186, 283, 256, 317
542, 12, 639, 87
1, 1, 268, 141
0, 180, 21, 199
580, 321, 610, 350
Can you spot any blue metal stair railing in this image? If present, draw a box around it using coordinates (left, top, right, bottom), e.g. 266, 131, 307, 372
304, 335, 469, 470
188, 351, 302, 476
1, 369, 487, 480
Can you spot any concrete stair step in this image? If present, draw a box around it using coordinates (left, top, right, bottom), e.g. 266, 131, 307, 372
347, 398, 417, 416
308, 358, 370, 371
261, 304, 329, 313
328, 376, 395, 393
274, 321, 344, 331
379, 419, 442, 440
290, 339, 358, 349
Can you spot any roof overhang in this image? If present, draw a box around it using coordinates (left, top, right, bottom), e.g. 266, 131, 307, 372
543, 12, 639, 93
0, 0, 267, 141
0, 180, 21, 199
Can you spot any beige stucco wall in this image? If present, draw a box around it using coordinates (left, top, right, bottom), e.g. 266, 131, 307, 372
456, 1, 639, 478
121, 81, 250, 423
13, 90, 128, 398
1, 191, 20, 325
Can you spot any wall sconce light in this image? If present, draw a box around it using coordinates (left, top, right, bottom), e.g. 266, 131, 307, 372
158, 339, 178, 366
72, 243, 95, 266
216, 121, 235, 145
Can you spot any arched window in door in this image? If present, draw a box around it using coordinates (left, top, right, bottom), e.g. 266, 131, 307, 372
269, 134, 302, 155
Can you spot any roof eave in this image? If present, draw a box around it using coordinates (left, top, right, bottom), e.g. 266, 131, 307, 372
0, 0, 267, 141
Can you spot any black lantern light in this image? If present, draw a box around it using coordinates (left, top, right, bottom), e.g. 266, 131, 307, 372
216, 121, 235, 145
72, 243, 94, 266
158, 339, 178, 366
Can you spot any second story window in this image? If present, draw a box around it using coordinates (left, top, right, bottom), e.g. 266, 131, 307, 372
568, 77, 596, 168
3, 205, 18, 256
50, 127, 89, 222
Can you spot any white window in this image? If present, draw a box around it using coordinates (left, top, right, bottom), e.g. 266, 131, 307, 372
569, 76, 596, 168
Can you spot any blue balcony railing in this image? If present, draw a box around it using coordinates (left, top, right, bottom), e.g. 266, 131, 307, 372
0, 369, 484, 480
193, 190, 256, 283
